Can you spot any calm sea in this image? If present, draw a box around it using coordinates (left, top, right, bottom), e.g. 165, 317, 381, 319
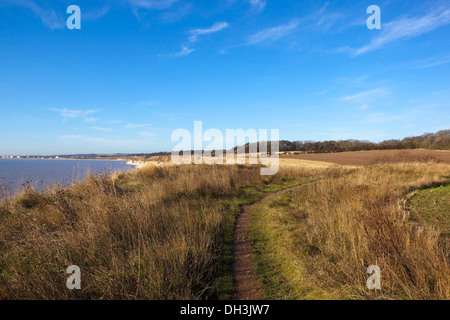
0, 159, 132, 196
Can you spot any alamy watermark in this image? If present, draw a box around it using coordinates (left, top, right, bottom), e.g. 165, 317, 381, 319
367, 5, 381, 30
171, 121, 279, 175
67, 5, 81, 30
366, 265, 381, 290
66, 265, 81, 290
65, 4, 379, 31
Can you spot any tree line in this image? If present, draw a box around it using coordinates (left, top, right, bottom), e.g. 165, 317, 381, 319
236, 130, 450, 154
277, 130, 450, 153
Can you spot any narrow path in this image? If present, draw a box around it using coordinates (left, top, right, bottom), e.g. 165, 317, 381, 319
231, 185, 301, 300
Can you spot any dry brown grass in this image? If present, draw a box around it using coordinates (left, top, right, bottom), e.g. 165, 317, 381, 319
0, 164, 311, 300
251, 162, 450, 300
0, 165, 252, 299
1, 160, 448, 300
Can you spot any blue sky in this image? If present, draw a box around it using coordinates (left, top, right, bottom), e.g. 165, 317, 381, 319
0, 0, 449, 155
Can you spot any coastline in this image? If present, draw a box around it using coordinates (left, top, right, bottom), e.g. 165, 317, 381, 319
0, 159, 134, 198
0, 157, 131, 162
125, 160, 146, 169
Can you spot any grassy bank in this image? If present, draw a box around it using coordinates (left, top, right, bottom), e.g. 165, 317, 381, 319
409, 184, 450, 235
250, 162, 450, 300
2, 160, 448, 300
0, 164, 310, 299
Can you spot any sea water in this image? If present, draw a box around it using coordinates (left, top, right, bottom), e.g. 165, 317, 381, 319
0, 159, 132, 196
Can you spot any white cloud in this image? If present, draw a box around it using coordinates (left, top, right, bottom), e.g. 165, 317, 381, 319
355, 8, 450, 55
166, 21, 228, 57
301, 2, 350, 33
50, 108, 102, 121
315, 12, 345, 32
139, 99, 160, 106
2, 0, 65, 29
411, 54, 450, 69
189, 22, 229, 43
126, 0, 178, 10
83, 7, 110, 21
341, 88, 388, 105
104, 120, 124, 124
90, 126, 113, 132
313, 90, 328, 96
1, 1, 109, 28
248, 0, 266, 12
84, 117, 100, 123
124, 123, 151, 129
171, 46, 195, 57
247, 20, 299, 45
160, 2, 192, 22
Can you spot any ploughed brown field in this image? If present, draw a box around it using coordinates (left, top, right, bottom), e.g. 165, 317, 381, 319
281, 149, 450, 166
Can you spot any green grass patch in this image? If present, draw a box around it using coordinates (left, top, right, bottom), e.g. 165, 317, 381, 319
215, 176, 315, 299
410, 184, 450, 234
249, 178, 333, 300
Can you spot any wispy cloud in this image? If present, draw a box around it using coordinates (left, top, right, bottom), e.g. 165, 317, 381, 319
0, 0, 109, 28
170, 46, 195, 57
160, 2, 192, 22
104, 120, 124, 124
1, 0, 65, 29
340, 88, 388, 110
315, 11, 346, 32
247, 19, 299, 45
50, 108, 102, 121
360, 104, 370, 110
125, 0, 179, 19
124, 123, 151, 129
83, 7, 110, 21
139, 99, 160, 106
342, 88, 386, 102
188, 22, 229, 43
225, 3, 343, 52
165, 21, 229, 57
90, 126, 113, 132
304, 2, 347, 32
126, 0, 178, 10
298, 2, 353, 34
313, 90, 329, 96
84, 117, 100, 123
248, 0, 266, 12
411, 54, 450, 69
355, 8, 450, 55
